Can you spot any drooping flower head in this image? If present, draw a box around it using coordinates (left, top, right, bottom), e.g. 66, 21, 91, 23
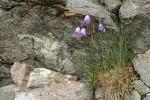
98, 23, 105, 32
80, 28, 86, 36
84, 15, 91, 24
74, 27, 86, 37
74, 26, 81, 35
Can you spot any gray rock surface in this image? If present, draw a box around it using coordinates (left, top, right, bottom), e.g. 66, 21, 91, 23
66, 0, 119, 30
120, 0, 150, 53
15, 83, 93, 100
0, 64, 10, 77
0, 62, 13, 87
129, 90, 141, 100
98, 0, 104, 4
0, 67, 93, 100
27, 68, 78, 88
0, 84, 15, 100
104, 0, 121, 13
30, 0, 67, 5
124, 90, 141, 100
95, 87, 105, 100
143, 93, 150, 100
0, 8, 7, 16
0, 78, 13, 87
0, 0, 120, 88
13, 67, 93, 100
133, 49, 150, 87
0, 3, 87, 87
27, 68, 54, 88
0, 65, 10, 73
133, 80, 150, 95
1, 0, 67, 6
0, 1, 87, 86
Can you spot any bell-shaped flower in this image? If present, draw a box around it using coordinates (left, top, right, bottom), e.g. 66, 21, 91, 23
74, 26, 81, 35
84, 15, 91, 24
80, 28, 86, 36
98, 23, 105, 32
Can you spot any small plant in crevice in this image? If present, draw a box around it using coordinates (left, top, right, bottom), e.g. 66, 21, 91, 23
73, 15, 135, 99
73, 15, 105, 88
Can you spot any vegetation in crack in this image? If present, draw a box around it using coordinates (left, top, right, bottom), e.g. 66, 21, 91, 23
72, 15, 139, 99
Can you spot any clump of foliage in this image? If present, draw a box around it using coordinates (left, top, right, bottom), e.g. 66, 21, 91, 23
73, 15, 137, 99
98, 65, 137, 100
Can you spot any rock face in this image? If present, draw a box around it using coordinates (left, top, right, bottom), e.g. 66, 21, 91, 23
95, 87, 104, 100
104, 0, 121, 13
133, 49, 150, 87
0, 2, 88, 87
98, 0, 104, 5
0, 0, 150, 99
132, 50, 150, 100
10, 62, 34, 87
2, 0, 67, 6
120, 0, 150, 54
125, 90, 141, 100
143, 93, 150, 100
14, 82, 93, 100
30, 0, 67, 5
66, 0, 119, 30
27, 68, 78, 88
0, 62, 13, 87
0, 84, 15, 100
0, 64, 93, 100
133, 80, 150, 95
14, 92, 35, 100
1, 0, 121, 87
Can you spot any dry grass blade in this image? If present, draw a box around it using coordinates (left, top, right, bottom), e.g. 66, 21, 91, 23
98, 66, 134, 100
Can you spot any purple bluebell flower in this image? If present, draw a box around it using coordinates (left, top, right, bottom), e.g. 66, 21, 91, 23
84, 15, 91, 24
80, 28, 86, 36
98, 23, 105, 32
74, 27, 86, 37
74, 26, 81, 35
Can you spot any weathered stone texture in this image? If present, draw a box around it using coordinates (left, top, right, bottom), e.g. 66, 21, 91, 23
95, 87, 105, 100
0, 84, 15, 100
133, 49, 150, 87
143, 93, 150, 100
104, 0, 121, 13
0, 4, 85, 82
66, 0, 119, 30
125, 90, 141, 100
11, 67, 93, 100
10, 62, 34, 87
133, 80, 150, 95
120, 0, 150, 53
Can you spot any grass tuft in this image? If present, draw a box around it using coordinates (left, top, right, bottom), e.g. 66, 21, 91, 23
98, 65, 135, 100
83, 26, 137, 99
